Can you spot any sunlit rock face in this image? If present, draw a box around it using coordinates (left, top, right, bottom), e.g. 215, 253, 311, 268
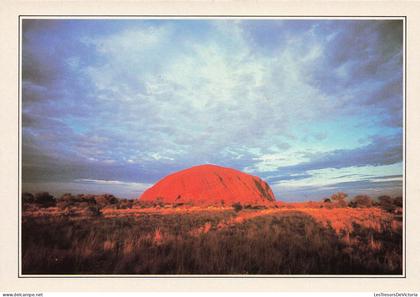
139, 164, 277, 206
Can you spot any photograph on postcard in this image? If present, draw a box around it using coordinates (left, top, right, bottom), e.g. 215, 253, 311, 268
20, 17, 404, 275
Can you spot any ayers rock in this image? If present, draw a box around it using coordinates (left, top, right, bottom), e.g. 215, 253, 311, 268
139, 164, 276, 206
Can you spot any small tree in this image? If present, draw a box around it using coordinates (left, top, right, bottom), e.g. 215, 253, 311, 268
94, 194, 118, 207
57, 193, 77, 209
393, 196, 403, 208
330, 192, 348, 207
351, 195, 373, 208
34, 192, 56, 208
378, 195, 395, 212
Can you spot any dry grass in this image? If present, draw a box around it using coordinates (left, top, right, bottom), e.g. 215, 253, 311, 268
22, 204, 402, 275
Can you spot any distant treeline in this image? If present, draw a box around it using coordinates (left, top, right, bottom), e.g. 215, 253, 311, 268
22, 192, 140, 216
21, 191, 403, 214
321, 192, 402, 213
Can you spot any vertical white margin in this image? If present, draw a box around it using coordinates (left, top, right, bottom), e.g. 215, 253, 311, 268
18, 15, 22, 278
402, 15, 406, 278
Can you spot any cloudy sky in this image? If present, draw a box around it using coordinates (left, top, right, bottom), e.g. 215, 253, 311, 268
21, 18, 404, 201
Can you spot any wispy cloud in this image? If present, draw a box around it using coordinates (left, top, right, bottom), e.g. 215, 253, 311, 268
21, 19, 403, 200
75, 178, 152, 189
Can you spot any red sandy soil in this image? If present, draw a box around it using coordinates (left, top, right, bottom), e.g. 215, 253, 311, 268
139, 164, 276, 206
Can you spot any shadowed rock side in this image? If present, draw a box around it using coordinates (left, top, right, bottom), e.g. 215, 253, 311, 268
139, 164, 276, 206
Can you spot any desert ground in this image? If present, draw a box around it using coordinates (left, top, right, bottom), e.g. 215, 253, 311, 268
21, 193, 402, 275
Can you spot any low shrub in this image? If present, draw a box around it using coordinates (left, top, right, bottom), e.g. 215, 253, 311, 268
33, 192, 56, 208
232, 202, 243, 212
22, 192, 35, 204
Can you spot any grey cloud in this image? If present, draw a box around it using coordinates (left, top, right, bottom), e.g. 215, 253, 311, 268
306, 21, 403, 111
266, 173, 312, 183
21, 19, 403, 200
275, 176, 402, 202
273, 134, 402, 175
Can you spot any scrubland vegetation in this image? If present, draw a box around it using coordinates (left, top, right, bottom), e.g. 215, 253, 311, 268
21, 192, 402, 275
